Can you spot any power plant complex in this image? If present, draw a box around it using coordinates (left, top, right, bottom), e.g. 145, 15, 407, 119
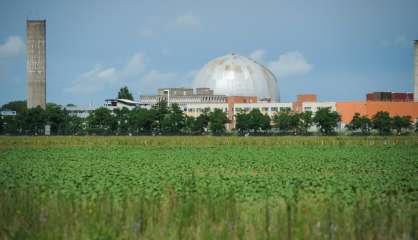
25, 20, 418, 130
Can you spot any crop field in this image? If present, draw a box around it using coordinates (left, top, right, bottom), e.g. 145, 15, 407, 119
0, 136, 417, 239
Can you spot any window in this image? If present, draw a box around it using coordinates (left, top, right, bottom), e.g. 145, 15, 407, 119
262, 107, 269, 112
280, 107, 290, 112
271, 107, 278, 112
304, 107, 312, 111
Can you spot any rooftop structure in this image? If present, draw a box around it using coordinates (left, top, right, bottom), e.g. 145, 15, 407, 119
193, 54, 279, 101
366, 92, 414, 102
140, 88, 227, 108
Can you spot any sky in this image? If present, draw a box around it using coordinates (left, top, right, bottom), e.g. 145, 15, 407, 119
0, 0, 417, 106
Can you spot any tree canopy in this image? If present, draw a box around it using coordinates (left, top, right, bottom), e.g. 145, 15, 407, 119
313, 107, 341, 135
117, 86, 134, 100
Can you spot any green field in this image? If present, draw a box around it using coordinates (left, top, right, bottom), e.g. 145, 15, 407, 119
1, 136, 417, 239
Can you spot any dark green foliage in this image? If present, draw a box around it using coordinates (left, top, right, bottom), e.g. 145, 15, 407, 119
347, 112, 371, 135
372, 111, 392, 135
161, 103, 185, 134
208, 108, 229, 135
236, 109, 271, 133
1, 100, 27, 114
117, 86, 134, 100
128, 107, 155, 134
63, 115, 84, 135
313, 107, 341, 135
87, 107, 116, 135
152, 100, 169, 132
298, 111, 313, 135
0, 100, 27, 134
113, 107, 130, 135
274, 109, 300, 134
248, 109, 271, 132
19, 106, 47, 135
46, 103, 68, 134
391, 115, 412, 135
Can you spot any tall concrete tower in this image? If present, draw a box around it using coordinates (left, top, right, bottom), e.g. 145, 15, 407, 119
27, 20, 46, 109
415, 40, 418, 102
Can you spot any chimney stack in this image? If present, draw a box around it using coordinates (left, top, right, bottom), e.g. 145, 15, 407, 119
27, 20, 46, 109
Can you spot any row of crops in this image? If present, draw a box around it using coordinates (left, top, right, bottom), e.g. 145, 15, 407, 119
0, 136, 417, 239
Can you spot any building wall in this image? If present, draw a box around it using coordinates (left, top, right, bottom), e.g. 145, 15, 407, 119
233, 102, 293, 117
27, 20, 46, 109
301, 102, 336, 113
184, 103, 228, 118
293, 94, 317, 112
336, 101, 418, 123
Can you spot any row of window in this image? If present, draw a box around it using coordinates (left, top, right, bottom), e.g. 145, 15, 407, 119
234, 107, 291, 112
185, 107, 228, 113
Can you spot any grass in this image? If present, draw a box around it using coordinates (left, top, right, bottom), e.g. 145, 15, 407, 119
0, 136, 417, 239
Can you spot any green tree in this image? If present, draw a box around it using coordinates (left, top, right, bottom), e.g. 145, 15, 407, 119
63, 115, 84, 135
208, 108, 229, 135
183, 115, 196, 134
313, 107, 341, 135
391, 115, 412, 135
87, 107, 116, 135
416, 118, 418, 133
152, 100, 169, 132
46, 103, 67, 135
371, 111, 392, 135
19, 106, 47, 135
1, 100, 27, 114
128, 107, 155, 134
0, 100, 27, 134
113, 107, 130, 135
273, 109, 299, 134
298, 111, 313, 135
195, 111, 209, 134
161, 103, 185, 134
235, 111, 250, 133
247, 109, 270, 132
117, 86, 134, 100
347, 113, 371, 135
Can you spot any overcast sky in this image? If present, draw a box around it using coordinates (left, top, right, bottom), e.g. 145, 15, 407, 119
0, 0, 417, 106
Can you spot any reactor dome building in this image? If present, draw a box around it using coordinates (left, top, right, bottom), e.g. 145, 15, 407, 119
193, 53, 279, 101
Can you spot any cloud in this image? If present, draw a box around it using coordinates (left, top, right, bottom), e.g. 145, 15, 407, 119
66, 52, 193, 97
139, 29, 155, 38
143, 70, 178, 84
267, 51, 313, 78
249, 49, 266, 62
121, 53, 146, 77
65, 65, 119, 95
379, 35, 408, 48
175, 11, 201, 30
0, 36, 24, 58
66, 52, 146, 95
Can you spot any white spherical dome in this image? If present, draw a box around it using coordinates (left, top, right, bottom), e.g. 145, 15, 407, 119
193, 54, 279, 101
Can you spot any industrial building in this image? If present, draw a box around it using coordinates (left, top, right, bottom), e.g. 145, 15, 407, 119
55, 42, 418, 132
140, 88, 227, 108
27, 20, 46, 109
193, 54, 278, 101
366, 92, 414, 102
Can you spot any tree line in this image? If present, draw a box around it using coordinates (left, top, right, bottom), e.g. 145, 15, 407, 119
1, 99, 416, 136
